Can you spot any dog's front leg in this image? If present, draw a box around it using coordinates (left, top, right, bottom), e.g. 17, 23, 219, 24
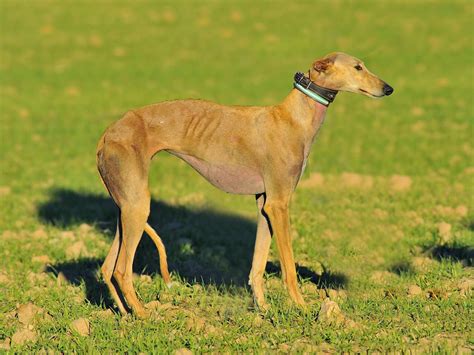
264, 196, 305, 306
249, 193, 272, 311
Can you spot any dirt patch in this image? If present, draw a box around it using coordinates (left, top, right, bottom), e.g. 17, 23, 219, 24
322, 229, 341, 241
177, 193, 206, 206
411, 121, 426, 133
60, 231, 75, 240
65, 86, 80, 97
185, 315, 206, 332
0, 272, 9, 284
373, 209, 388, 219
0, 337, 10, 350
32, 228, 48, 239
299, 172, 324, 189
405, 211, 424, 226
1, 230, 14, 239
434, 205, 468, 218
411, 256, 436, 273
318, 298, 360, 329
78, 223, 93, 234
31, 255, 51, 264
66, 241, 88, 259
458, 278, 474, 296
229, 10, 242, 23
407, 285, 423, 296
437, 222, 452, 244
390, 175, 412, 192
455, 205, 468, 217
16, 303, 48, 326
0, 186, 11, 197
411, 106, 425, 117
327, 289, 348, 302
340, 173, 373, 189
463, 167, 474, 175
11, 329, 37, 346
318, 298, 344, 324
112, 47, 126, 57
27, 272, 50, 285
162, 9, 176, 23
89, 34, 102, 47
70, 318, 90, 336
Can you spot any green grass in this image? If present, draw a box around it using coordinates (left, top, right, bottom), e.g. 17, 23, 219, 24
1, 0, 473, 352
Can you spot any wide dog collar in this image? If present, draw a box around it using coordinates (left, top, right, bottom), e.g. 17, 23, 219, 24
293, 72, 338, 106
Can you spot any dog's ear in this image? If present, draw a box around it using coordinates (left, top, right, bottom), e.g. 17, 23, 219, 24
313, 58, 334, 73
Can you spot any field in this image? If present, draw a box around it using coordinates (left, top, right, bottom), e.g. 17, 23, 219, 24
0, 0, 473, 352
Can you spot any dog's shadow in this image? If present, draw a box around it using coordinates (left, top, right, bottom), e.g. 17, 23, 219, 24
38, 188, 347, 307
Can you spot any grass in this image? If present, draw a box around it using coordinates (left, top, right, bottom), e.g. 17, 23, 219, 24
1, 0, 473, 352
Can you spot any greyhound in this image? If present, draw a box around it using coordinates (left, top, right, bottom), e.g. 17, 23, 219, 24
96, 52, 393, 317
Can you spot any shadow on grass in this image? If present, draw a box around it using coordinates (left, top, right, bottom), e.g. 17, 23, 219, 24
424, 217, 474, 266
424, 244, 473, 266
266, 262, 347, 290
38, 188, 348, 306
462, 217, 474, 232
388, 261, 415, 276
45, 258, 112, 307
388, 241, 474, 276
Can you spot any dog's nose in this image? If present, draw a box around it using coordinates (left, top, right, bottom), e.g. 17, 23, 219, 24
383, 84, 394, 96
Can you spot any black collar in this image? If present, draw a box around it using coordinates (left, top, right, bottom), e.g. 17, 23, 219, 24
294, 72, 338, 106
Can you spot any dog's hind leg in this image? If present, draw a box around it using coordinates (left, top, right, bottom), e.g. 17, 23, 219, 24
114, 196, 150, 318
98, 140, 151, 317
101, 219, 128, 315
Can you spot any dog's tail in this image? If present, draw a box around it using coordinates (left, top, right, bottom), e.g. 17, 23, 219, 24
144, 222, 171, 286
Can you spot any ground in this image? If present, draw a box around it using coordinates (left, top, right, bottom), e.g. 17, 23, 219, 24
0, 0, 473, 353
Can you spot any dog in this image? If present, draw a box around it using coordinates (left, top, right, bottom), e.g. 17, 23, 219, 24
96, 52, 393, 317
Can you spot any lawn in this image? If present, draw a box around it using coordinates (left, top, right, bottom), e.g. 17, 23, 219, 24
0, 0, 473, 352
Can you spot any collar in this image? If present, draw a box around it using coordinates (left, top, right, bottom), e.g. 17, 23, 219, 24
293, 72, 338, 106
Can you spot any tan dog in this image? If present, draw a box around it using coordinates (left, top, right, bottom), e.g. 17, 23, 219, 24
96, 52, 393, 317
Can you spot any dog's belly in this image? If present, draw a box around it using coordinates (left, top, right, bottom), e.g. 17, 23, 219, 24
168, 151, 264, 195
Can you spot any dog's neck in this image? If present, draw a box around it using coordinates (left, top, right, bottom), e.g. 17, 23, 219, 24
282, 89, 329, 133
280, 88, 329, 175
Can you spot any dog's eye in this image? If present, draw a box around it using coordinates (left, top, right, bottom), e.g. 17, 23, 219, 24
354, 64, 363, 71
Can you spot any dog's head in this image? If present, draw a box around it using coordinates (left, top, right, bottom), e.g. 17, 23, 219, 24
309, 52, 393, 98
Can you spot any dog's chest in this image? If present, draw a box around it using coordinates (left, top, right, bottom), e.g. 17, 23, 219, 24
169, 151, 265, 195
